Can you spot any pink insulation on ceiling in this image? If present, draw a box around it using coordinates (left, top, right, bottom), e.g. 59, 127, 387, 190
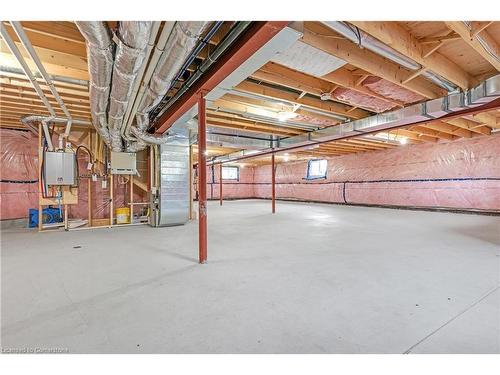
293, 113, 338, 127
199, 134, 500, 211
333, 87, 397, 113
363, 76, 425, 104
0, 128, 147, 221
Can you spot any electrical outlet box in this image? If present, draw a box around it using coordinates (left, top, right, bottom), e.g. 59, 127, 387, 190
111, 151, 136, 175
44, 151, 76, 185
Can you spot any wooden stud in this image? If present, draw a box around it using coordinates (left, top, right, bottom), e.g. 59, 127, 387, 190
38, 121, 43, 232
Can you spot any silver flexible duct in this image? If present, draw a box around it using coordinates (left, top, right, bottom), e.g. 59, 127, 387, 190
463, 21, 500, 65
75, 21, 114, 146
322, 21, 458, 92
108, 21, 152, 151
127, 21, 209, 151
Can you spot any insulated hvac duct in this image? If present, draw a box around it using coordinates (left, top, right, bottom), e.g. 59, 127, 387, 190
127, 21, 209, 151
322, 21, 458, 92
108, 21, 152, 151
75, 22, 115, 146
210, 74, 500, 164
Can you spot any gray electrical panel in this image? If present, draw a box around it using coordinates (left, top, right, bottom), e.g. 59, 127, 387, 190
44, 151, 76, 185
150, 143, 190, 227
111, 151, 137, 175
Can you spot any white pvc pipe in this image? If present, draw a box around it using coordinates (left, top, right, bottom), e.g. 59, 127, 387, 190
10, 21, 73, 121
42, 118, 54, 151
0, 23, 57, 118
63, 119, 73, 138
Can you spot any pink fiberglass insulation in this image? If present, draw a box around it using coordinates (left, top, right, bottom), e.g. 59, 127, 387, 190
205, 164, 255, 200
293, 113, 338, 128
0, 130, 38, 220
0, 128, 147, 221
333, 87, 397, 113
66, 155, 147, 220
252, 134, 500, 210
363, 76, 425, 104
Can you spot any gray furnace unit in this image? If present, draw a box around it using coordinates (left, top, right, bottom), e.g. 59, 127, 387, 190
150, 142, 190, 227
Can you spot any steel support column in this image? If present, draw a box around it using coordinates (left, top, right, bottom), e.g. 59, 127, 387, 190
271, 153, 276, 214
219, 163, 223, 206
198, 93, 207, 264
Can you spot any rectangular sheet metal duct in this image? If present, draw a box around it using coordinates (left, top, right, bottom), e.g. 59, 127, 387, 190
210, 74, 500, 164
150, 142, 190, 226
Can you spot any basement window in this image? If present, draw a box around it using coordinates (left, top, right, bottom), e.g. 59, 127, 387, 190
222, 166, 239, 181
306, 159, 327, 180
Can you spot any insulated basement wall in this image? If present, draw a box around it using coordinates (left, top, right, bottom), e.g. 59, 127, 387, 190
0, 128, 147, 221
251, 134, 500, 211
0, 129, 39, 220
205, 164, 255, 200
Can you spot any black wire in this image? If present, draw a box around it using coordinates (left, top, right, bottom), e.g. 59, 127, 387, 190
0, 179, 38, 184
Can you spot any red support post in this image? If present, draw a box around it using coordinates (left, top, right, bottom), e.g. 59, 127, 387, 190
219, 163, 223, 206
271, 153, 276, 214
198, 93, 207, 264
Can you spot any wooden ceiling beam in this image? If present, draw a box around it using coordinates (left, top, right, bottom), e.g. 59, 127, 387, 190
252, 69, 382, 113
221, 93, 339, 127
350, 21, 478, 90
236, 80, 369, 119
407, 125, 453, 141
444, 118, 491, 135
300, 22, 447, 99
0, 52, 88, 81
343, 139, 396, 149
206, 118, 297, 137
0, 83, 89, 102
470, 112, 500, 128
18, 21, 86, 44
0, 90, 90, 108
386, 129, 428, 143
421, 121, 471, 138
206, 111, 303, 136
469, 21, 494, 37
0, 76, 89, 97
2, 22, 87, 58
445, 22, 500, 71
260, 62, 404, 110
0, 97, 91, 118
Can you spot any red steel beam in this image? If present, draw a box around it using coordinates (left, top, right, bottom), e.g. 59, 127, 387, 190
198, 94, 207, 264
219, 162, 223, 206
154, 21, 289, 134
271, 153, 276, 214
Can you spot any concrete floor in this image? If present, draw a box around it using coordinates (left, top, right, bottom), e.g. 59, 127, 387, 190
1, 200, 499, 353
